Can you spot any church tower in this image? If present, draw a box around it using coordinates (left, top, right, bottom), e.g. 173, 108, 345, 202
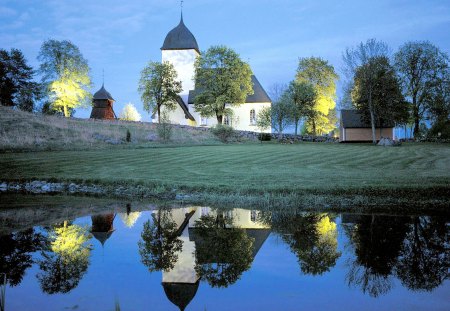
161, 13, 199, 106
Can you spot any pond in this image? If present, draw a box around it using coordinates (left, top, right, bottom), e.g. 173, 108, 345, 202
0, 196, 448, 311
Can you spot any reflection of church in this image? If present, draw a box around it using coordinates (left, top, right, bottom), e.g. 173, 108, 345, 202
155, 207, 270, 311
91, 213, 116, 246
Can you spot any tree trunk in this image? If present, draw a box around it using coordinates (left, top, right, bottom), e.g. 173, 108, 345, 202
157, 105, 161, 123
294, 118, 298, 136
63, 105, 69, 118
368, 88, 376, 144
413, 105, 420, 139
217, 114, 223, 124
312, 119, 316, 138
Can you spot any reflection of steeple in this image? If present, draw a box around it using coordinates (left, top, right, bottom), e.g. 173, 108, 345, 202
91, 213, 116, 246
162, 280, 200, 311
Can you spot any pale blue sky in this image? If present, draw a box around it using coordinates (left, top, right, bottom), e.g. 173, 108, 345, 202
1, 0, 449, 119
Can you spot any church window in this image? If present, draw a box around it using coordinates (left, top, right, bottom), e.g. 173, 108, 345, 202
223, 116, 230, 126
250, 109, 256, 125
251, 210, 257, 222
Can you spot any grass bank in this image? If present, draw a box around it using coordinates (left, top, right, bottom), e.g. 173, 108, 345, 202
1, 143, 449, 210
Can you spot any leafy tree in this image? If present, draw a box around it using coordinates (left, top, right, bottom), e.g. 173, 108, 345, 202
267, 84, 291, 140
344, 215, 409, 297
37, 221, 92, 294
395, 216, 449, 292
37, 39, 92, 117
138, 61, 182, 123
256, 106, 272, 142
351, 56, 408, 143
283, 80, 317, 136
193, 214, 254, 288
0, 48, 41, 111
394, 41, 450, 137
138, 207, 183, 272
119, 102, 142, 121
0, 229, 42, 287
193, 45, 253, 123
296, 57, 339, 135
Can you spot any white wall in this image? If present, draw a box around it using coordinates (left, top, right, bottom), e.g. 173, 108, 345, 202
162, 49, 199, 96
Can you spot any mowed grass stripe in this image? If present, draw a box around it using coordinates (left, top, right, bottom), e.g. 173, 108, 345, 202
1, 143, 449, 192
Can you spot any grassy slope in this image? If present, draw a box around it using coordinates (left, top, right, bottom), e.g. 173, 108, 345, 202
0, 106, 220, 151
1, 143, 449, 195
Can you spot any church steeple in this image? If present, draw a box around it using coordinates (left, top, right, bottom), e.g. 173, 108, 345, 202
161, 6, 199, 53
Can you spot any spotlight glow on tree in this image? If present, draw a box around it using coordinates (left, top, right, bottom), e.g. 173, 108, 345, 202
120, 103, 142, 121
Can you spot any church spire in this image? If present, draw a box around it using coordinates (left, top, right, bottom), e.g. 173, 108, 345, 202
180, 0, 184, 22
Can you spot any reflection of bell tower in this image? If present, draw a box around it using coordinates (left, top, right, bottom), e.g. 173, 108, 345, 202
91, 213, 116, 246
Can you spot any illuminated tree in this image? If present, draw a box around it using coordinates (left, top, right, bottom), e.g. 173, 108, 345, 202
138, 61, 182, 123
296, 57, 338, 135
283, 80, 317, 136
0, 48, 41, 111
37, 39, 92, 117
394, 41, 450, 137
193, 214, 254, 288
351, 56, 408, 143
37, 221, 92, 294
119, 102, 142, 121
119, 211, 142, 228
0, 229, 42, 286
193, 45, 253, 124
138, 208, 183, 272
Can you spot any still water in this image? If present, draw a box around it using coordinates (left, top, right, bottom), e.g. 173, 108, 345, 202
0, 199, 448, 311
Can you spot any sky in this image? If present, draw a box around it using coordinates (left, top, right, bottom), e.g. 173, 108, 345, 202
1, 0, 450, 119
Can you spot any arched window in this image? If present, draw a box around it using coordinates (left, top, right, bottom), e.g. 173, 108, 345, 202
223, 116, 230, 125
250, 109, 256, 125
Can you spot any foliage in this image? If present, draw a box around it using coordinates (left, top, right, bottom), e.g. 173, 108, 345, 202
256, 106, 272, 142
120, 103, 142, 121
394, 41, 450, 137
194, 214, 254, 288
156, 111, 173, 143
0, 48, 41, 111
0, 229, 42, 287
193, 45, 253, 123
428, 119, 450, 139
296, 57, 339, 135
351, 56, 408, 143
119, 211, 142, 228
37, 39, 92, 117
138, 61, 182, 123
37, 222, 92, 294
283, 80, 317, 135
138, 208, 183, 272
211, 124, 235, 143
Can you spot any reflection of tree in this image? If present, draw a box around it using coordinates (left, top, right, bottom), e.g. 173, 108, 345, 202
396, 216, 449, 292
275, 213, 341, 276
0, 229, 42, 286
138, 208, 183, 272
345, 215, 409, 297
193, 214, 254, 288
119, 212, 141, 229
37, 221, 92, 294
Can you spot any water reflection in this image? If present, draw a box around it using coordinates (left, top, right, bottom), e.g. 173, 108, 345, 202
0, 202, 448, 311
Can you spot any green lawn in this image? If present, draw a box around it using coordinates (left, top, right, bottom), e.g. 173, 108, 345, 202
1, 143, 449, 195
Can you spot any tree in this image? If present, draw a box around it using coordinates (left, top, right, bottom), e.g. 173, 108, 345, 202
0, 48, 41, 111
351, 56, 408, 143
283, 81, 317, 136
138, 207, 183, 272
256, 106, 272, 142
37, 39, 92, 117
268, 84, 291, 140
37, 221, 92, 294
394, 41, 450, 137
193, 45, 253, 124
296, 57, 339, 135
138, 61, 182, 123
119, 102, 142, 121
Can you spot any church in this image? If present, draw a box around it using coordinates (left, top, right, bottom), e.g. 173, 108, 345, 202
154, 13, 272, 133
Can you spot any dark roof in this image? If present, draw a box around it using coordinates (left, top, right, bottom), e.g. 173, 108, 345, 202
150, 96, 195, 121
162, 281, 200, 311
161, 14, 200, 53
341, 110, 394, 128
188, 75, 272, 105
91, 213, 116, 246
93, 84, 114, 101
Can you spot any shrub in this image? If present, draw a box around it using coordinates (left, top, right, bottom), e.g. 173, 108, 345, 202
211, 124, 234, 143
428, 120, 450, 139
156, 111, 172, 143
126, 129, 131, 142
258, 133, 271, 141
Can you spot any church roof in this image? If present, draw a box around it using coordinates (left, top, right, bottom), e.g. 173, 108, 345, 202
162, 281, 200, 311
161, 15, 200, 53
93, 84, 114, 101
188, 75, 272, 105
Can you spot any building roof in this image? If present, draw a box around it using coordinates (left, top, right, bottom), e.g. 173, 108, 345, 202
150, 95, 195, 121
341, 109, 394, 128
162, 281, 200, 311
93, 84, 114, 101
161, 14, 200, 53
188, 75, 272, 105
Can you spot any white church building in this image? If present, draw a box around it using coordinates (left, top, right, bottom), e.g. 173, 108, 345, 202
154, 14, 272, 133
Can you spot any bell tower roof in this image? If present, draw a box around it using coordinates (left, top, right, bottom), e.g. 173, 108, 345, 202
161, 14, 200, 53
